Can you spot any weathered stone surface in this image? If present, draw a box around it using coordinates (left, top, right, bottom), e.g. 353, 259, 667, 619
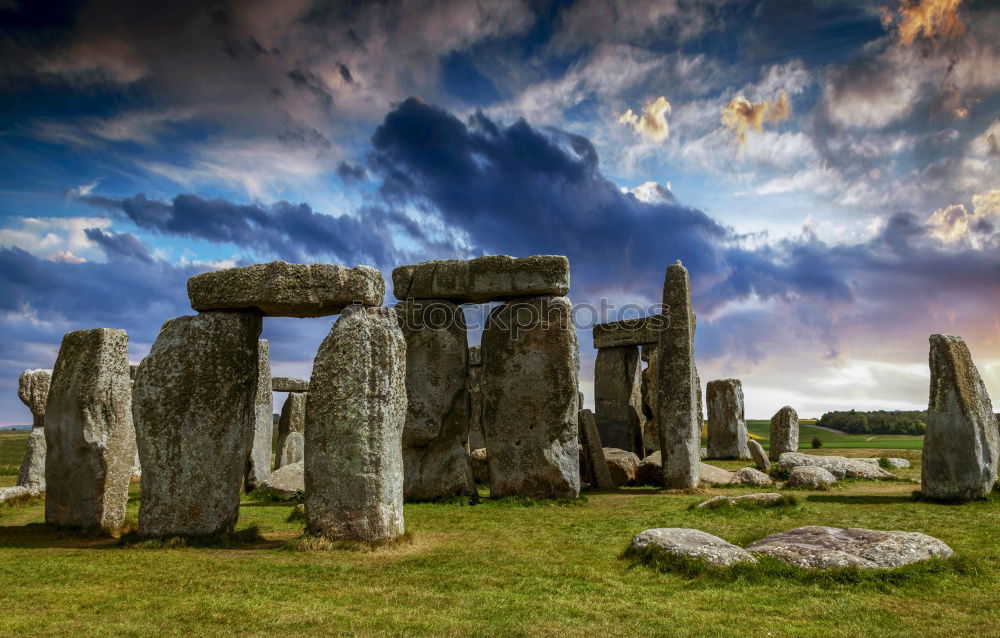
592, 316, 665, 348
392, 255, 569, 303
786, 465, 837, 489
263, 460, 304, 496
697, 493, 785, 509
278, 431, 304, 468
275, 392, 306, 469
133, 312, 262, 537
746, 526, 954, 570
640, 344, 659, 452
18, 369, 51, 425
636, 451, 662, 486
699, 462, 736, 485
631, 528, 757, 567
272, 376, 309, 393
469, 448, 489, 484
245, 339, 273, 490
657, 262, 700, 489
748, 439, 770, 472
481, 296, 580, 499
305, 306, 407, 541
396, 299, 475, 500
777, 453, 896, 480
188, 260, 384, 317
921, 334, 998, 501
45, 328, 136, 532
768, 406, 799, 461
858, 457, 911, 469
731, 467, 773, 486
0, 486, 39, 504
467, 345, 486, 451
16, 369, 51, 491
16, 425, 47, 491
603, 448, 641, 486
595, 346, 644, 455
706, 379, 749, 460
579, 409, 615, 490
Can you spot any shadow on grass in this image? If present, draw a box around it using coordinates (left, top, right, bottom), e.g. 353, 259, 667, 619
118, 525, 278, 549
285, 530, 415, 553
0, 522, 126, 549
621, 545, 984, 591
806, 494, 914, 505
477, 494, 589, 508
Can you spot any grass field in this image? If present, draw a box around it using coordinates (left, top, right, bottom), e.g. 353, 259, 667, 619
745, 420, 924, 451
3, 433, 997, 637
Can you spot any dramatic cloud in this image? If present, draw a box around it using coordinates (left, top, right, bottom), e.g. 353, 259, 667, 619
926, 190, 1000, 247
883, 0, 966, 46
720, 89, 790, 150
617, 96, 672, 142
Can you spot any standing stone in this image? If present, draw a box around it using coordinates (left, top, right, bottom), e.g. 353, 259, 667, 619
133, 312, 262, 537
305, 306, 407, 541
395, 299, 475, 500
578, 409, 615, 490
467, 345, 486, 451
921, 334, 998, 501
45, 329, 136, 532
657, 262, 700, 489
769, 406, 799, 461
641, 344, 659, 452
748, 439, 770, 472
245, 339, 272, 490
481, 295, 580, 499
594, 346, 644, 456
277, 432, 304, 468
275, 392, 306, 469
706, 379, 749, 459
16, 369, 51, 491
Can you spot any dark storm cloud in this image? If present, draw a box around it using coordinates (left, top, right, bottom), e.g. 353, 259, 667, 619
83, 228, 154, 263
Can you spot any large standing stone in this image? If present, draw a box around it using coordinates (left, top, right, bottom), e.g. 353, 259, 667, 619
769, 406, 799, 461
277, 431, 304, 468
305, 306, 407, 541
481, 295, 580, 499
393, 255, 570, 304
45, 328, 136, 532
657, 262, 700, 488
578, 409, 615, 490
395, 299, 475, 500
245, 339, 273, 490
594, 346, 644, 455
921, 334, 998, 501
16, 369, 51, 491
275, 392, 306, 469
706, 379, 749, 460
188, 260, 384, 316
133, 312, 262, 537
747, 439, 770, 472
640, 344, 659, 452
467, 345, 486, 451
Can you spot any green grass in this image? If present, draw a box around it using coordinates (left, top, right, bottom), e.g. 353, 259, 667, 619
0, 449, 998, 636
745, 420, 924, 450
0, 430, 28, 475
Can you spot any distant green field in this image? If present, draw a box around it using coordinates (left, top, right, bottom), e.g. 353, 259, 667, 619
744, 420, 924, 451
0, 431, 28, 475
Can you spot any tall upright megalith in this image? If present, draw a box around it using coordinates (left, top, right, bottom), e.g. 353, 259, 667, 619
481, 295, 581, 499
17, 369, 51, 491
275, 391, 307, 469
657, 261, 700, 489
467, 345, 486, 451
706, 379, 749, 459
395, 299, 475, 500
305, 306, 407, 541
133, 312, 262, 537
45, 328, 136, 532
921, 334, 998, 501
594, 346, 644, 455
245, 339, 272, 490
769, 406, 799, 461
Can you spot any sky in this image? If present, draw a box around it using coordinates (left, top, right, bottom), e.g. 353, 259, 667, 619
0, 0, 998, 424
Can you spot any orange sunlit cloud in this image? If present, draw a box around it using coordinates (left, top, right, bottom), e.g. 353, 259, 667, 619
720, 89, 790, 149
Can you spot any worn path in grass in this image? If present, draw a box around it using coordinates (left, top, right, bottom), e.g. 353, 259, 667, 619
1, 450, 997, 637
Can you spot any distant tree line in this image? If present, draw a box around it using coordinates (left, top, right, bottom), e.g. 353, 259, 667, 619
818, 410, 927, 435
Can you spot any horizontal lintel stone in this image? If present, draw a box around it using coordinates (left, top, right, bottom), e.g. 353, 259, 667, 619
592, 316, 666, 349
392, 255, 569, 303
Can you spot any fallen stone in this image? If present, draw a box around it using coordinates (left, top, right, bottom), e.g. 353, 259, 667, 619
188, 260, 384, 317
481, 295, 580, 499
858, 457, 912, 469
603, 448, 641, 486
786, 465, 837, 489
594, 345, 644, 455
305, 306, 407, 542
731, 467, 773, 486
275, 392, 306, 469
592, 316, 665, 349
578, 409, 615, 490
45, 328, 136, 532
133, 312, 262, 537
0, 486, 39, 504
636, 451, 663, 487
746, 526, 954, 570
392, 255, 570, 303
469, 448, 489, 484
699, 462, 736, 486
777, 452, 896, 480
706, 378, 749, 459
272, 377, 309, 393
264, 461, 304, 496
631, 528, 757, 567
396, 299, 475, 500
696, 493, 786, 509
769, 406, 799, 461
921, 334, 998, 501
748, 439, 770, 472
245, 339, 273, 490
